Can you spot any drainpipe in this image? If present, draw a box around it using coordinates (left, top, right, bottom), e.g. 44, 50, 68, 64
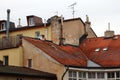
6, 9, 10, 39
62, 66, 69, 80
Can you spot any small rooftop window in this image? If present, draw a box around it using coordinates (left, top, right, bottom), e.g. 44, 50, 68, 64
103, 47, 108, 51
95, 48, 100, 52
113, 36, 118, 40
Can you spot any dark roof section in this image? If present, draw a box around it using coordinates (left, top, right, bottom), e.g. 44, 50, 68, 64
80, 35, 120, 67
0, 65, 56, 79
24, 37, 87, 67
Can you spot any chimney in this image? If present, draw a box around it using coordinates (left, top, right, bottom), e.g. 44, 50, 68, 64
17, 18, 22, 28
85, 15, 91, 34
6, 9, 10, 39
104, 23, 114, 38
59, 15, 64, 45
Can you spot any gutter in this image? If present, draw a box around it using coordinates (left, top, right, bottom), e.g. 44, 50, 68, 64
62, 66, 69, 80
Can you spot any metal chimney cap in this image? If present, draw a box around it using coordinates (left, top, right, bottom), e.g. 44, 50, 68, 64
7, 9, 10, 13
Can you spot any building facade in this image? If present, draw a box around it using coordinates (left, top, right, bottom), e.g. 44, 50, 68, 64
22, 36, 120, 80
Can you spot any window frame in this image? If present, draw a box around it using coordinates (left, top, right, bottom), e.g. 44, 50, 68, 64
1, 22, 6, 30
28, 59, 32, 68
3, 55, 9, 66
29, 17, 35, 26
88, 72, 96, 79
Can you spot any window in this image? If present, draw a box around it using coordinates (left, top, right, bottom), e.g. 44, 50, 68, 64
29, 18, 34, 26
116, 72, 120, 78
88, 72, 96, 78
3, 56, 9, 66
35, 31, 43, 39
78, 72, 86, 80
1, 22, 6, 30
68, 71, 77, 80
95, 48, 100, 52
35, 31, 40, 38
17, 34, 23, 39
107, 72, 115, 78
28, 59, 32, 68
103, 47, 108, 51
97, 72, 105, 79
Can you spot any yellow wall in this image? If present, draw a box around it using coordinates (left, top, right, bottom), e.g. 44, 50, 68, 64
22, 39, 65, 80
0, 26, 52, 40
0, 46, 23, 66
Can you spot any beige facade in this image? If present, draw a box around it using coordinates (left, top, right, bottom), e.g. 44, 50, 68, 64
63, 19, 85, 45
22, 39, 66, 80
0, 15, 97, 80
50, 16, 96, 46
0, 47, 23, 66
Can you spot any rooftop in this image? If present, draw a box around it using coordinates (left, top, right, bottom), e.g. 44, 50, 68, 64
0, 65, 56, 79
80, 35, 120, 67
24, 37, 87, 67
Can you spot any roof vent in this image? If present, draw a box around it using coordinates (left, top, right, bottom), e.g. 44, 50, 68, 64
113, 36, 118, 40
103, 47, 108, 51
95, 48, 100, 52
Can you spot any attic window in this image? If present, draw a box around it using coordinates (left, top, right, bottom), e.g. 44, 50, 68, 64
95, 48, 100, 52
103, 47, 108, 51
29, 17, 35, 26
1, 22, 6, 30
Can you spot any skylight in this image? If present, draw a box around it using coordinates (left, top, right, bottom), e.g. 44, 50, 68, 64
95, 48, 100, 52
103, 47, 108, 51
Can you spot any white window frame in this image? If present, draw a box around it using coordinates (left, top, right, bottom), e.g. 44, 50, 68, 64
29, 17, 35, 26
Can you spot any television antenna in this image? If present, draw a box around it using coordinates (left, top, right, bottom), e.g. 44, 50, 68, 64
68, 2, 77, 18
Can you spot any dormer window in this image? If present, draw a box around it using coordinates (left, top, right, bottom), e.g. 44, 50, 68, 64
1, 22, 6, 30
29, 18, 35, 26
103, 47, 108, 51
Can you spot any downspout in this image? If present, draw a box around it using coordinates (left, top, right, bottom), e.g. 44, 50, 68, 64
62, 66, 69, 80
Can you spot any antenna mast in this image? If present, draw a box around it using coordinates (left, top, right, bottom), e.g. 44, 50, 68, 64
68, 2, 77, 18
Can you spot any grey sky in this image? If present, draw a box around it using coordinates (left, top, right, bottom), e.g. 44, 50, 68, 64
0, 0, 120, 36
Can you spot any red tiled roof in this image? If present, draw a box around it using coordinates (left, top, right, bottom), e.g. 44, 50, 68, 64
24, 37, 87, 67
80, 35, 120, 67
59, 45, 88, 66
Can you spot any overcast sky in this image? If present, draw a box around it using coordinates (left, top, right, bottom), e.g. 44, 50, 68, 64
0, 0, 120, 36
